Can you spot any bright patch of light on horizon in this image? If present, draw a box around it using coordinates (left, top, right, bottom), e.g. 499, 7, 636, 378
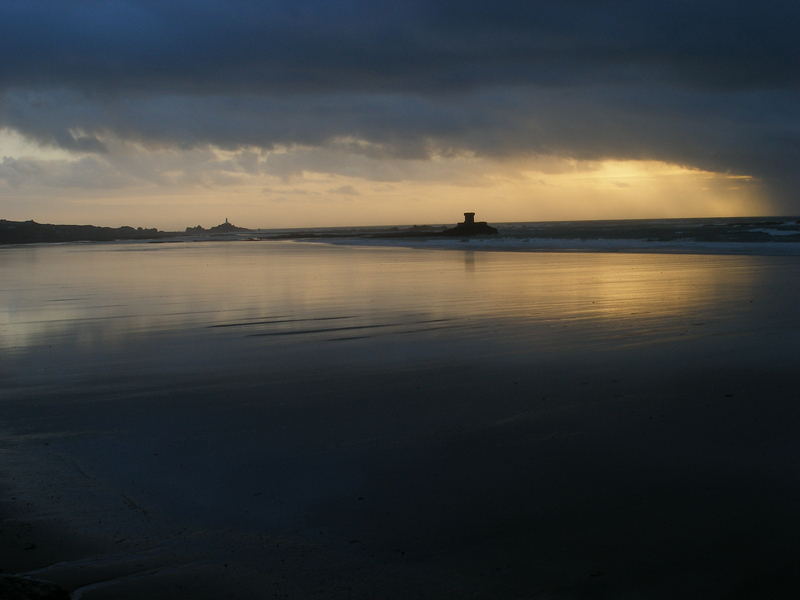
519, 159, 754, 183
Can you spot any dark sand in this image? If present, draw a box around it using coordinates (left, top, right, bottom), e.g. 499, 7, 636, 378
7, 359, 800, 598
2, 242, 800, 598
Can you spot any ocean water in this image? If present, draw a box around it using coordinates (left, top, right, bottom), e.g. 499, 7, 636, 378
185, 215, 800, 255
2, 240, 800, 598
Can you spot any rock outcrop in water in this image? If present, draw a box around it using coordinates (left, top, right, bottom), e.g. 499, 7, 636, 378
184, 219, 250, 234
441, 212, 498, 236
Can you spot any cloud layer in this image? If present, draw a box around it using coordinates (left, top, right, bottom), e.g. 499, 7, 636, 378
1, 1, 798, 211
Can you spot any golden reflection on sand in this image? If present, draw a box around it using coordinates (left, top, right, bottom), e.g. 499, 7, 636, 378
0, 242, 762, 354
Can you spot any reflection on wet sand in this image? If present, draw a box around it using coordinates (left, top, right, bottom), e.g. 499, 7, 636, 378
0, 241, 763, 356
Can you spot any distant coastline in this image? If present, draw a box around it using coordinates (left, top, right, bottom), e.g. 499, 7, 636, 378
0, 213, 500, 245
0, 219, 250, 245
0, 219, 174, 245
5, 216, 800, 254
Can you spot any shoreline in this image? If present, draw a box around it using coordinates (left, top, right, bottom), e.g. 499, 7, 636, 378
4, 216, 800, 257
5, 235, 800, 258
304, 235, 800, 256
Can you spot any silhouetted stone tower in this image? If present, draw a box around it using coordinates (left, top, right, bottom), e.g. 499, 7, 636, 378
441, 211, 498, 236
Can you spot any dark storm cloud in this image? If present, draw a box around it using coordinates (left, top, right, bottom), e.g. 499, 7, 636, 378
2, 1, 798, 93
1, 1, 799, 207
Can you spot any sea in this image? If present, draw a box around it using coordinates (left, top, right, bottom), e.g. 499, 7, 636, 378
183, 215, 800, 255
2, 216, 800, 598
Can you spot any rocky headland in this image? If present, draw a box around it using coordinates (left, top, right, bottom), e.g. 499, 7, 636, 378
0, 219, 170, 245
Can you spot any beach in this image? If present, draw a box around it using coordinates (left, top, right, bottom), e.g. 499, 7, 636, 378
2, 240, 800, 598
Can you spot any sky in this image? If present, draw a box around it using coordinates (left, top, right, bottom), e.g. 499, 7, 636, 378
0, 0, 797, 229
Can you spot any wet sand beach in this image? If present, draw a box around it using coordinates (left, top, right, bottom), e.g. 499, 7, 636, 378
2, 241, 800, 598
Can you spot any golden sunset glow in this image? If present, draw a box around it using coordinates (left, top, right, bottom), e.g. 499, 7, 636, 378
0, 129, 769, 229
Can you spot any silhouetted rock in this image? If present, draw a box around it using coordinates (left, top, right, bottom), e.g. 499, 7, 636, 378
185, 225, 206, 233
0, 576, 69, 600
208, 218, 249, 233
441, 212, 498, 236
